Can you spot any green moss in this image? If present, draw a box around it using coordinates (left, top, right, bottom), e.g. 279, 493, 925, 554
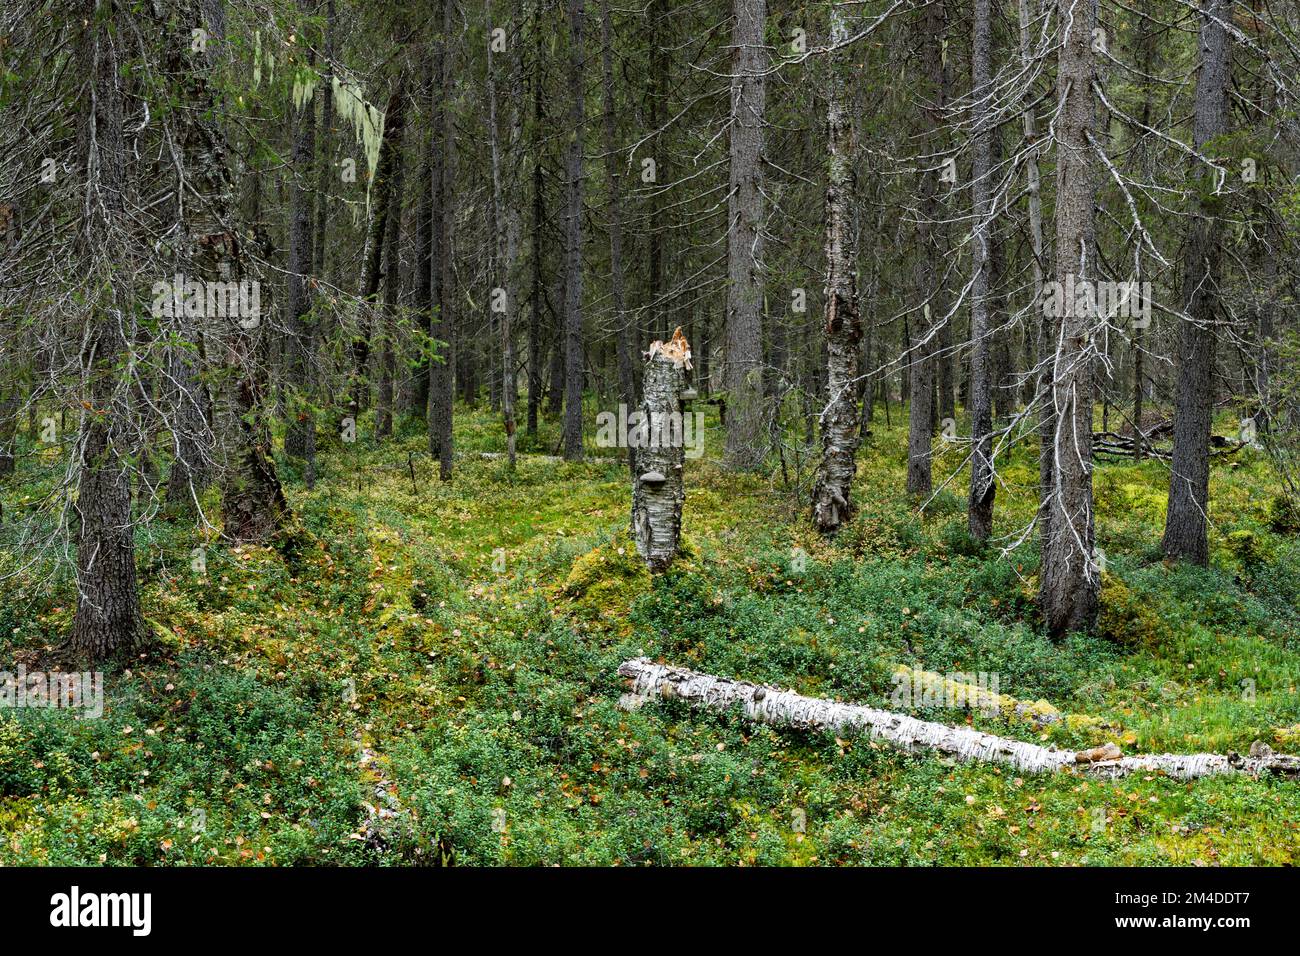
1267, 493, 1300, 534
562, 531, 653, 624
1224, 528, 1275, 570
5, 403, 1300, 866
1274, 724, 1300, 750
1097, 573, 1168, 648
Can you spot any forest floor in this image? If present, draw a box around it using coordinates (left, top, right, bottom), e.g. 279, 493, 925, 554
3, 402, 1300, 865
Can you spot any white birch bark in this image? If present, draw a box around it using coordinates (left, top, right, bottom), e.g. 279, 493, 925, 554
618, 658, 1300, 781
632, 344, 688, 571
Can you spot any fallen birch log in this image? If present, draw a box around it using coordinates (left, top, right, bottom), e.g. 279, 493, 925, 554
617, 658, 1300, 781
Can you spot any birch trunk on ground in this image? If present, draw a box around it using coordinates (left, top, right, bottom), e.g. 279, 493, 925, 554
632, 341, 688, 572
811, 5, 861, 535
1040, 0, 1099, 637
967, 0, 996, 541
723, 0, 767, 472
1163, 0, 1232, 566
67, 0, 149, 660
618, 659, 1300, 781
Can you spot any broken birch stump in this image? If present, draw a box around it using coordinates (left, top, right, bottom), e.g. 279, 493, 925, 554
632, 329, 691, 572
617, 658, 1300, 781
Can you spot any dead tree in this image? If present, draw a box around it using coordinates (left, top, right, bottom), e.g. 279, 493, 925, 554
967, 0, 996, 541
632, 330, 691, 572
811, 3, 862, 535
618, 658, 1300, 781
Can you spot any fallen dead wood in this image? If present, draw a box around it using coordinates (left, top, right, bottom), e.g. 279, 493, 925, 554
1092, 433, 1171, 461
474, 451, 620, 463
1092, 415, 1252, 462
617, 658, 1300, 781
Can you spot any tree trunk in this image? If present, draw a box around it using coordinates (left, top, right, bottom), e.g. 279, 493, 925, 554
162, 319, 211, 515
811, 5, 861, 535
561, 0, 587, 461
723, 0, 767, 471
284, 28, 317, 482
967, 0, 996, 541
1016, 0, 1053, 535
488, 0, 523, 468
188, 2, 290, 546
427, 7, 454, 480
1162, 0, 1232, 566
907, 0, 946, 499
67, 0, 149, 660
0, 384, 18, 478
353, 81, 406, 427
526, 8, 546, 437
1130, 0, 1156, 462
600, 0, 639, 475
313, 0, 336, 304
376, 129, 405, 440
1040, 0, 1099, 637
632, 340, 688, 571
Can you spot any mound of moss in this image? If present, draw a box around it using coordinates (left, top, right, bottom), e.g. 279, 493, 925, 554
562, 531, 652, 625
1098, 574, 1169, 649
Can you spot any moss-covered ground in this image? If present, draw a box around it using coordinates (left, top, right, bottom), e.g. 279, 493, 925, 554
2, 402, 1298, 865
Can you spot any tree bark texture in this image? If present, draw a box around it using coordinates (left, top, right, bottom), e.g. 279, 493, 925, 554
723, 0, 767, 471
967, 0, 996, 541
632, 341, 688, 572
427, 9, 454, 481
68, 0, 150, 660
1162, 0, 1231, 566
284, 35, 318, 481
601, 0, 639, 477
907, 1, 947, 499
1040, 0, 1099, 637
561, 0, 587, 461
811, 5, 862, 535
